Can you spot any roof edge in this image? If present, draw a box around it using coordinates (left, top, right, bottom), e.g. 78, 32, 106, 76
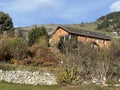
51, 25, 112, 40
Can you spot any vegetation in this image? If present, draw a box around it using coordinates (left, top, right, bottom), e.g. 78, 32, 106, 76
57, 38, 120, 85
97, 11, 120, 32
0, 63, 58, 72
0, 11, 14, 34
0, 82, 120, 90
69, 22, 98, 31
98, 11, 120, 21
28, 26, 48, 46
58, 35, 78, 53
0, 33, 28, 61
8, 37, 28, 60
0, 25, 57, 66
19, 46, 59, 66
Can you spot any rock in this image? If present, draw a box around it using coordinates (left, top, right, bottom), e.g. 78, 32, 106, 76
0, 70, 2, 73
0, 70, 57, 85
92, 77, 99, 83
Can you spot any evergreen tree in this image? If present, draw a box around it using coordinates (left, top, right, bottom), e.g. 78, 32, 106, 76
0, 11, 14, 33
28, 26, 48, 46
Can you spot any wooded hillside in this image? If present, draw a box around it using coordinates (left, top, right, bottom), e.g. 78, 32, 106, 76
97, 11, 120, 32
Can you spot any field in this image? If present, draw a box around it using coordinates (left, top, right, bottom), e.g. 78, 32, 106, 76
68, 22, 97, 31
0, 82, 120, 90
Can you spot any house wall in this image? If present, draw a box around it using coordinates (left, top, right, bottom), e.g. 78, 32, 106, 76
78, 35, 111, 48
105, 40, 111, 48
50, 28, 68, 47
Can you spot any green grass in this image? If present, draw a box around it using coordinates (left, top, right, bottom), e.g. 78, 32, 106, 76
68, 22, 109, 34
0, 82, 58, 90
69, 22, 97, 31
0, 82, 120, 90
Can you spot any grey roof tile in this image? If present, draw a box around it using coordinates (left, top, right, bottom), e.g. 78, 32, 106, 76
57, 25, 111, 40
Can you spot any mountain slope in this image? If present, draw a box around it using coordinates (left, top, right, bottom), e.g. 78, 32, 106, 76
97, 11, 120, 32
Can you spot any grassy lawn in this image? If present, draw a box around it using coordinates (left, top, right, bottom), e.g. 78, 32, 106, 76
0, 82, 120, 90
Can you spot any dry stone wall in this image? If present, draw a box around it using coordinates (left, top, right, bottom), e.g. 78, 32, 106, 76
0, 70, 57, 85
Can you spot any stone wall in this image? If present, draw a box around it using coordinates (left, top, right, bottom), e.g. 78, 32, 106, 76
0, 70, 57, 85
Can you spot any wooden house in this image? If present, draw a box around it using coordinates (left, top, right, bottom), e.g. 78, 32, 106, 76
49, 25, 111, 49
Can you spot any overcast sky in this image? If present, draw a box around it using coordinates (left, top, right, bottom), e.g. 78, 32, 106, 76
0, 0, 120, 27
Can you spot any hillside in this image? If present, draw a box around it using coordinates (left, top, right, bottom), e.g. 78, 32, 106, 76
97, 11, 120, 32
98, 11, 120, 21
15, 23, 98, 32
15, 23, 99, 37
15, 11, 120, 39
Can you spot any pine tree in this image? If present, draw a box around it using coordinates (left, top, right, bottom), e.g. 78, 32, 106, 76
0, 11, 14, 34
28, 26, 48, 46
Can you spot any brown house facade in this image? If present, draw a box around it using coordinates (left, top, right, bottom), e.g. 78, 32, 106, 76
49, 25, 111, 48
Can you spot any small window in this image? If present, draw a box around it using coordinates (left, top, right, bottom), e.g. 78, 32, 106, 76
95, 39, 98, 44
49, 39, 52, 43
63, 35, 69, 41
85, 36, 88, 42
103, 40, 106, 45
63, 36, 66, 41
69, 34, 71, 40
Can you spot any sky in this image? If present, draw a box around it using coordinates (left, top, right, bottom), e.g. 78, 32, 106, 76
0, 0, 120, 27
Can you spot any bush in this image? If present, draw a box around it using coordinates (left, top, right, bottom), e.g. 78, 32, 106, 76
17, 46, 58, 66
58, 35, 78, 53
0, 35, 28, 61
28, 26, 48, 46
8, 37, 28, 60
57, 64, 79, 85
0, 32, 12, 61
57, 39, 120, 85
34, 36, 48, 48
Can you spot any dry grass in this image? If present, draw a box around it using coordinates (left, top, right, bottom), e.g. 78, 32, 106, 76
0, 63, 58, 72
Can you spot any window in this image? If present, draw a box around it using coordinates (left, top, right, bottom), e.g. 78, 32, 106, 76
95, 39, 98, 44
103, 40, 106, 45
49, 39, 52, 43
63, 36, 66, 41
85, 36, 88, 42
62, 35, 70, 41
68, 34, 71, 40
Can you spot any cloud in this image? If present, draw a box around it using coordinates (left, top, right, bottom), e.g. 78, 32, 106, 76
110, 0, 120, 12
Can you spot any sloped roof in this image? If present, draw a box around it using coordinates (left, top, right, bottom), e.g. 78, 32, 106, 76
56, 25, 111, 40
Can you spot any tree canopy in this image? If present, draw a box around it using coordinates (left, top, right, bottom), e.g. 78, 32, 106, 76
28, 26, 48, 46
97, 11, 120, 31
0, 11, 14, 33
